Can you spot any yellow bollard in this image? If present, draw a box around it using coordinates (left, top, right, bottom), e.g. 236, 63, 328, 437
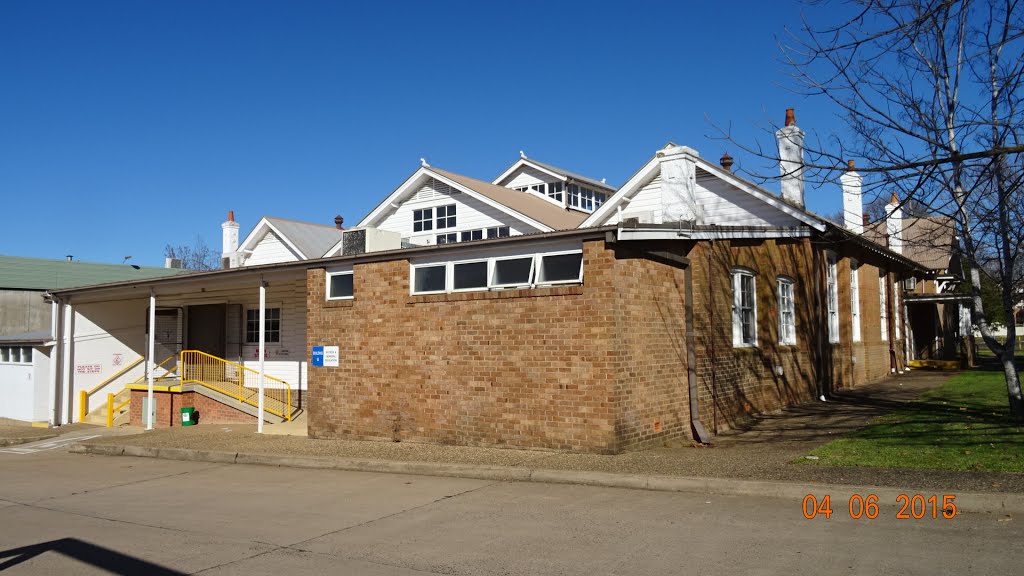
79, 390, 88, 422
106, 393, 115, 427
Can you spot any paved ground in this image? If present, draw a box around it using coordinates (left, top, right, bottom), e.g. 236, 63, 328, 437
0, 420, 109, 447
0, 449, 1017, 575
85, 369, 1024, 493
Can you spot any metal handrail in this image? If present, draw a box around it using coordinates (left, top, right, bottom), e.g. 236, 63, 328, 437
180, 350, 293, 421
79, 356, 145, 422
130, 354, 178, 385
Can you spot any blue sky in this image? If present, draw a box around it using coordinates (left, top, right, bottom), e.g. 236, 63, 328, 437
1, 0, 852, 266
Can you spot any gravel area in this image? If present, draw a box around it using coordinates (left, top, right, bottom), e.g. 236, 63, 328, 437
83, 370, 1024, 494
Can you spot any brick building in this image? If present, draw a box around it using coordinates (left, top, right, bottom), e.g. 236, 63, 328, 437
44, 109, 930, 453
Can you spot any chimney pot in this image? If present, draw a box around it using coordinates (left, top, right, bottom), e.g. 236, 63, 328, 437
890, 191, 899, 204
227, 210, 234, 222
785, 108, 796, 127
863, 214, 870, 226
719, 153, 734, 172
847, 159, 856, 170
334, 215, 344, 230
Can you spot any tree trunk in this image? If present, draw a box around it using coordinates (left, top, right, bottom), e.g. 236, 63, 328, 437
1003, 352, 1024, 421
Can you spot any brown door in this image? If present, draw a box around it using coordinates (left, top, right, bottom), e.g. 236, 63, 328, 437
187, 304, 226, 358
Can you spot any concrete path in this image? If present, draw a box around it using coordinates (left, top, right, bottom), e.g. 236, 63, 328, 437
0, 450, 1018, 575
81, 369, 1024, 494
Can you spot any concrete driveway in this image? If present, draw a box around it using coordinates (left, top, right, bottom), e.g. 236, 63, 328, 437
0, 449, 1017, 575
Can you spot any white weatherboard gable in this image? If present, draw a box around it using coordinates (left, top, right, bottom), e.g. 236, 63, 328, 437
238, 218, 306, 264
492, 158, 566, 187
581, 149, 826, 231
358, 167, 553, 241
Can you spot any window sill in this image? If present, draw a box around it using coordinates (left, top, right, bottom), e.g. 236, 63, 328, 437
324, 299, 355, 309
408, 285, 583, 304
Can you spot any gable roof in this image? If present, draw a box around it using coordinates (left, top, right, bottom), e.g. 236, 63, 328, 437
0, 255, 191, 291
864, 216, 957, 271
239, 216, 343, 260
358, 166, 589, 232
581, 146, 827, 231
493, 157, 615, 192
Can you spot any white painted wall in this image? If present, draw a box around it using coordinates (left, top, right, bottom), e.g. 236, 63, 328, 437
376, 180, 541, 246
0, 360, 34, 421
244, 231, 301, 266
32, 346, 51, 422
503, 166, 557, 189
604, 168, 801, 227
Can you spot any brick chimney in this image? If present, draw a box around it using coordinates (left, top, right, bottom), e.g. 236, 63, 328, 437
840, 159, 864, 233
775, 108, 805, 207
221, 210, 240, 268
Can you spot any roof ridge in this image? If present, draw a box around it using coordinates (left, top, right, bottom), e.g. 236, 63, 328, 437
263, 215, 343, 230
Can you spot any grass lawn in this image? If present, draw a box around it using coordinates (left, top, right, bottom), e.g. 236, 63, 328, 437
804, 362, 1024, 473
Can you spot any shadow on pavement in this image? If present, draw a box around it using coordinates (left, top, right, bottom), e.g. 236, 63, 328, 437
0, 537, 185, 575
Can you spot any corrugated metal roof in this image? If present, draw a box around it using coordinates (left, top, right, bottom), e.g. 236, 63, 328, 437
264, 217, 344, 259
0, 255, 193, 290
431, 168, 589, 230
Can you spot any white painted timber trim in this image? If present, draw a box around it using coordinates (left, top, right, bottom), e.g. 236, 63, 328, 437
617, 228, 813, 241
581, 156, 661, 227
237, 218, 308, 261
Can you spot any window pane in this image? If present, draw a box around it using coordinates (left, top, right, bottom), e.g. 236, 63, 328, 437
414, 265, 446, 293
329, 274, 353, 298
453, 261, 488, 290
0, 347, 8, 362
22, 347, 32, 363
492, 257, 532, 286
539, 253, 582, 283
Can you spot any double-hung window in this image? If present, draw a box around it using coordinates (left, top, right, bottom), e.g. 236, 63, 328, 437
777, 277, 796, 345
826, 254, 839, 344
413, 208, 433, 233
732, 269, 757, 347
436, 204, 456, 229
246, 308, 281, 343
850, 261, 861, 342
879, 273, 889, 341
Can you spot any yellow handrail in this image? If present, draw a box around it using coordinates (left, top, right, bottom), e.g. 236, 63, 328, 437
79, 356, 145, 421
180, 350, 293, 421
130, 354, 178, 385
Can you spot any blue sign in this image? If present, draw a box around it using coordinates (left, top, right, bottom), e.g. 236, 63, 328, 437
311, 346, 324, 367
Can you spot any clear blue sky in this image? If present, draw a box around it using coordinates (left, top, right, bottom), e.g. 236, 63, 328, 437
1, 0, 851, 266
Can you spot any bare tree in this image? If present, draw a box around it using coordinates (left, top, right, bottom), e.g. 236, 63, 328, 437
164, 236, 219, 271
715, 0, 1024, 418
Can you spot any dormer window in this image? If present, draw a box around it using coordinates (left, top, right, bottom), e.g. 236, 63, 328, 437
547, 182, 564, 202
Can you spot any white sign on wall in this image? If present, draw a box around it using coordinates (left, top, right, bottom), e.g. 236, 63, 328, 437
322, 346, 339, 367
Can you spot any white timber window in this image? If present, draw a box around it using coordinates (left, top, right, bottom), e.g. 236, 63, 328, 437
435, 204, 456, 229
547, 181, 564, 202
893, 281, 901, 339
850, 260, 861, 342
413, 208, 433, 233
826, 253, 839, 344
732, 268, 757, 347
326, 270, 354, 300
486, 226, 510, 238
777, 277, 796, 346
436, 232, 458, 244
879, 273, 889, 341
246, 308, 281, 343
460, 229, 483, 242
567, 184, 608, 213
410, 249, 584, 295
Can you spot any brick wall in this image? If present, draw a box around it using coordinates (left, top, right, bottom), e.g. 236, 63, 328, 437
129, 389, 255, 427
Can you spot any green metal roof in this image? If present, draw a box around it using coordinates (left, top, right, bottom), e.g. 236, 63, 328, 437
0, 255, 194, 290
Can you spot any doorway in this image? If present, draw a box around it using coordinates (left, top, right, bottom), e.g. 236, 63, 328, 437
187, 304, 226, 358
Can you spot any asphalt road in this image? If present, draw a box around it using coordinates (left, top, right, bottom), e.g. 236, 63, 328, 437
0, 449, 1017, 575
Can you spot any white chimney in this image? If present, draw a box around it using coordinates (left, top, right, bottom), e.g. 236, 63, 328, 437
885, 192, 903, 254
657, 144, 703, 224
776, 108, 805, 207
840, 159, 864, 233
222, 210, 240, 268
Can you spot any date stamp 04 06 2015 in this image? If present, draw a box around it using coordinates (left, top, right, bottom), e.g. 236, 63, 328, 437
802, 494, 959, 520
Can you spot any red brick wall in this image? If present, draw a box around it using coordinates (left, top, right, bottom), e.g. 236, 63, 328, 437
129, 389, 255, 427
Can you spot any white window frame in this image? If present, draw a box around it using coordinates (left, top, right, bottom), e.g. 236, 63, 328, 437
413, 208, 433, 233
879, 273, 889, 341
732, 268, 758, 347
410, 263, 448, 295
0, 345, 33, 365
777, 277, 796, 346
246, 307, 282, 344
826, 253, 840, 344
451, 258, 490, 293
850, 260, 861, 343
436, 232, 458, 244
460, 229, 484, 242
435, 204, 456, 229
490, 254, 536, 289
326, 269, 354, 301
486, 226, 510, 239
535, 250, 584, 287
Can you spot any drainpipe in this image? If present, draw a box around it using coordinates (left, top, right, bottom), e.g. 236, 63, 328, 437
685, 261, 711, 444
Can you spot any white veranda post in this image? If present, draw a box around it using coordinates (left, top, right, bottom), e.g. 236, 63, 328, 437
146, 290, 156, 430
257, 279, 266, 433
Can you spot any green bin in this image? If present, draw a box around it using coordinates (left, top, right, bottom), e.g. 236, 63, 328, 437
180, 406, 196, 426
